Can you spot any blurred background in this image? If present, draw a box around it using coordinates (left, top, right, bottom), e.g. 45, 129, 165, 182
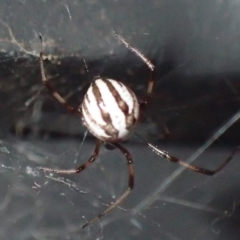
1, 0, 240, 239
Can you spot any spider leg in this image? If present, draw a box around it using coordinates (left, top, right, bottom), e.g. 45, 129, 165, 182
81, 142, 134, 229
37, 139, 101, 174
39, 34, 82, 115
139, 69, 155, 108
113, 32, 155, 108
113, 32, 154, 71
148, 143, 237, 175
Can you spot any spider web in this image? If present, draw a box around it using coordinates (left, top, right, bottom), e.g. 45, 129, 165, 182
1, 1, 240, 240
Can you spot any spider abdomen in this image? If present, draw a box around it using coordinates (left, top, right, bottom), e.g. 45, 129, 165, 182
81, 78, 140, 142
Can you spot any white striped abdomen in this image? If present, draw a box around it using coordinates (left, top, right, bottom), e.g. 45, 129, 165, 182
81, 78, 140, 142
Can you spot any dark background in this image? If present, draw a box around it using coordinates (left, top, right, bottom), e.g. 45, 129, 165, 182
1, 0, 240, 239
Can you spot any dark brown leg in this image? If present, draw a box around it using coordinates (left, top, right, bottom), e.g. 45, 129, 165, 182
139, 70, 155, 108
38, 139, 101, 174
81, 142, 134, 229
39, 34, 82, 115
113, 32, 155, 108
148, 143, 237, 175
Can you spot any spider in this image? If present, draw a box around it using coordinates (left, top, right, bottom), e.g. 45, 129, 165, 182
38, 32, 236, 229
